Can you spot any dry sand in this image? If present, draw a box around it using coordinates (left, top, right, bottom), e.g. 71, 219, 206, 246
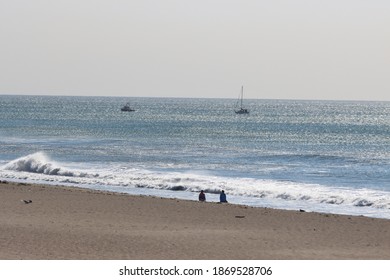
1, 181, 390, 260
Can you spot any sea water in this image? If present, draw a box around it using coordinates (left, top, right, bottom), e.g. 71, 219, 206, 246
1, 95, 389, 218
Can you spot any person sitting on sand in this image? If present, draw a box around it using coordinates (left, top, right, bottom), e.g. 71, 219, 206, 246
220, 190, 228, 203
199, 190, 206, 202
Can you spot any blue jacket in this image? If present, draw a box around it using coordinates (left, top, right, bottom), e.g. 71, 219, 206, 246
220, 192, 227, 203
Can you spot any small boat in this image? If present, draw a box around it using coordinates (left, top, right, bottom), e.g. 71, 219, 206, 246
235, 86, 249, 114
121, 102, 135, 112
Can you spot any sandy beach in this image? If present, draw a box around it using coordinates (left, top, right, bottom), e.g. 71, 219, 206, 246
1, 180, 390, 260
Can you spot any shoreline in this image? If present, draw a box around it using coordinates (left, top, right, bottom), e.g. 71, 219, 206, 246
1, 180, 390, 259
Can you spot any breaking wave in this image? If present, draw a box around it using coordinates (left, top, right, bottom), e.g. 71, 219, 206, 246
1, 152, 390, 217
2, 152, 89, 177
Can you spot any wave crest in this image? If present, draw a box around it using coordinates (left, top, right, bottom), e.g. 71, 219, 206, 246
3, 152, 87, 177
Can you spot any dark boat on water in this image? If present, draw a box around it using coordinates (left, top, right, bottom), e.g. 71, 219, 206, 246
121, 102, 135, 112
235, 86, 249, 114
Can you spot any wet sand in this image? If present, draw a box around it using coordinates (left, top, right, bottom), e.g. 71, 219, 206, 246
1, 181, 390, 259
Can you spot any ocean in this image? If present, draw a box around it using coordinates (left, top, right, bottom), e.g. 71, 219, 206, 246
1, 95, 389, 219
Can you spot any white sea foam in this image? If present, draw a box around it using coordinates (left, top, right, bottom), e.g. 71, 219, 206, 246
1, 152, 390, 219
2, 152, 89, 177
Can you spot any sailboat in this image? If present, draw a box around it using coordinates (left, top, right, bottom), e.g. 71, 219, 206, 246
235, 86, 249, 114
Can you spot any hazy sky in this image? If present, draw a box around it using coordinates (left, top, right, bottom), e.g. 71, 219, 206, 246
1, 0, 389, 100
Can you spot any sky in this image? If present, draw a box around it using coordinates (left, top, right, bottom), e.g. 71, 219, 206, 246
0, 0, 389, 101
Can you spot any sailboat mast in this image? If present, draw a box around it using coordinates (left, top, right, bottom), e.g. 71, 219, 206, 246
241, 86, 244, 109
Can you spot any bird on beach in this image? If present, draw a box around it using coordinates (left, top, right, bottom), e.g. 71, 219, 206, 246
21, 199, 32, 204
